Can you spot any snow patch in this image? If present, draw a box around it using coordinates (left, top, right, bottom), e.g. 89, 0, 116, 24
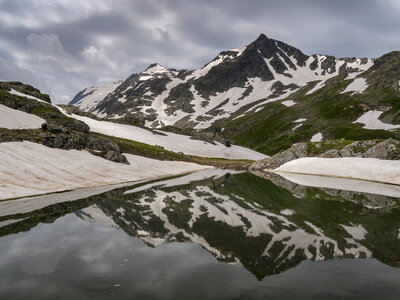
0, 104, 45, 129
292, 123, 303, 131
9, 89, 46, 103
282, 100, 296, 107
294, 118, 306, 123
280, 209, 295, 216
0, 141, 210, 200
145, 64, 169, 75
69, 114, 267, 160
311, 132, 323, 142
353, 110, 400, 130
341, 224, 367, 240
306, 81, 325, 95
139, 75, 153, 81
275, 157, 400, 185
341, 78, 368, 94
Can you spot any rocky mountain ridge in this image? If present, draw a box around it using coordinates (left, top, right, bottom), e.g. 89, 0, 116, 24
70, 34, 374, 129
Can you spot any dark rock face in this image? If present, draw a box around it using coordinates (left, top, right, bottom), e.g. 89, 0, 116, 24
42, 120, 89, 134
42, 123, 64, 134
69, 88, 95, 105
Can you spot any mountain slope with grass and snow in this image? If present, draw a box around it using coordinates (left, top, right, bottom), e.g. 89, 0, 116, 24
69, 34, 400, 156
69, 34, 374, 130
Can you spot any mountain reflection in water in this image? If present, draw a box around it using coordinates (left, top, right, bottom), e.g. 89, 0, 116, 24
0, 169, 399, 299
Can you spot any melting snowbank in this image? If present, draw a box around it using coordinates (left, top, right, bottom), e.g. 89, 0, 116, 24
353, 110, 400, 130
274, 157, 400, 186
68, 114, 267, 160
0, 104, 45, 129
0, 141, 210, 200
275, 172, 400, 198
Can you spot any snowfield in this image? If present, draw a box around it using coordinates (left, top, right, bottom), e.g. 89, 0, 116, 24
275, 172, 400, 198
274, 157, 400, 186
68, 114, 267, 160
0, 104, 45, 129
341, 78, 368, 94
73, 81, 122, 112
353, 110, 400, 130
0, 141, 210, 200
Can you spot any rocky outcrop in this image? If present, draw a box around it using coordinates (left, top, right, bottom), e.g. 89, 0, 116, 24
0, 81, 51, 103
0, 89, 128, 164
251, 138, 400, 171
250, 142, 309, 170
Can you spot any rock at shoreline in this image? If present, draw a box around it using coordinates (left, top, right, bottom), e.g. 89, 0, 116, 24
251, 138, 400, 171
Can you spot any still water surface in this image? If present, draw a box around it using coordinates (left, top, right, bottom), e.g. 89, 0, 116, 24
0, 170, 399, 299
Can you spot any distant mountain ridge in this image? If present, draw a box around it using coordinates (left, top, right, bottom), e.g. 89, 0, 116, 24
69, 34, 373, 128
69, 80, 123, 114
69, 34, 400, 155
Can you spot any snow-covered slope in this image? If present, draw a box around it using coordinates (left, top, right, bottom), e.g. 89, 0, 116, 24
70, 34, 374, 129
274, 157, 400, 185
8, 89, 47, 103
69, 114, 267, 160
0, 141, 210, 200
69, 81, 122, 113
0, 104, 45, 129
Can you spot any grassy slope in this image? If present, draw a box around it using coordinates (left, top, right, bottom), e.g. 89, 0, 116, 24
103, 134, 253, 170
212, 53, 400, 155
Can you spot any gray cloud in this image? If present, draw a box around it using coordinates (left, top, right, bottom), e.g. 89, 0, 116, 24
0, 0, 399, 103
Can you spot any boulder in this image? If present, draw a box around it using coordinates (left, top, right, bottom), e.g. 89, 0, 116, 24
105, 151, 129, 164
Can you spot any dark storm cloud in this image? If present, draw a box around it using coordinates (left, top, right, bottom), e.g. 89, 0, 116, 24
0, 0, 399, 103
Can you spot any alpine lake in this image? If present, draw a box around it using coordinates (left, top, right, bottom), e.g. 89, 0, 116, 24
0, 169, 399, 299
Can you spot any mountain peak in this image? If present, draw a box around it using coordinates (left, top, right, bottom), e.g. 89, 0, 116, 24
248, 33, 276, 52
144, 63, 169, 74
256, 33, 269, 41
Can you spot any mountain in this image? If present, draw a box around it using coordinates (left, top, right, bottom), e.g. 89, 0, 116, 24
69, 34, 372, 125
69, 34, 400, 154
69, 80, 122, 114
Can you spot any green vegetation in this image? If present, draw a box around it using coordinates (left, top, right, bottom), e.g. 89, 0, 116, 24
210, 54, 400, 155
306, 139, 356, 155
105, 134, 254, 170
0, 81, 51, 103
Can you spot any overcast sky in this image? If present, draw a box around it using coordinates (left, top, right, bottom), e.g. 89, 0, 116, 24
1, 0, 399, 103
